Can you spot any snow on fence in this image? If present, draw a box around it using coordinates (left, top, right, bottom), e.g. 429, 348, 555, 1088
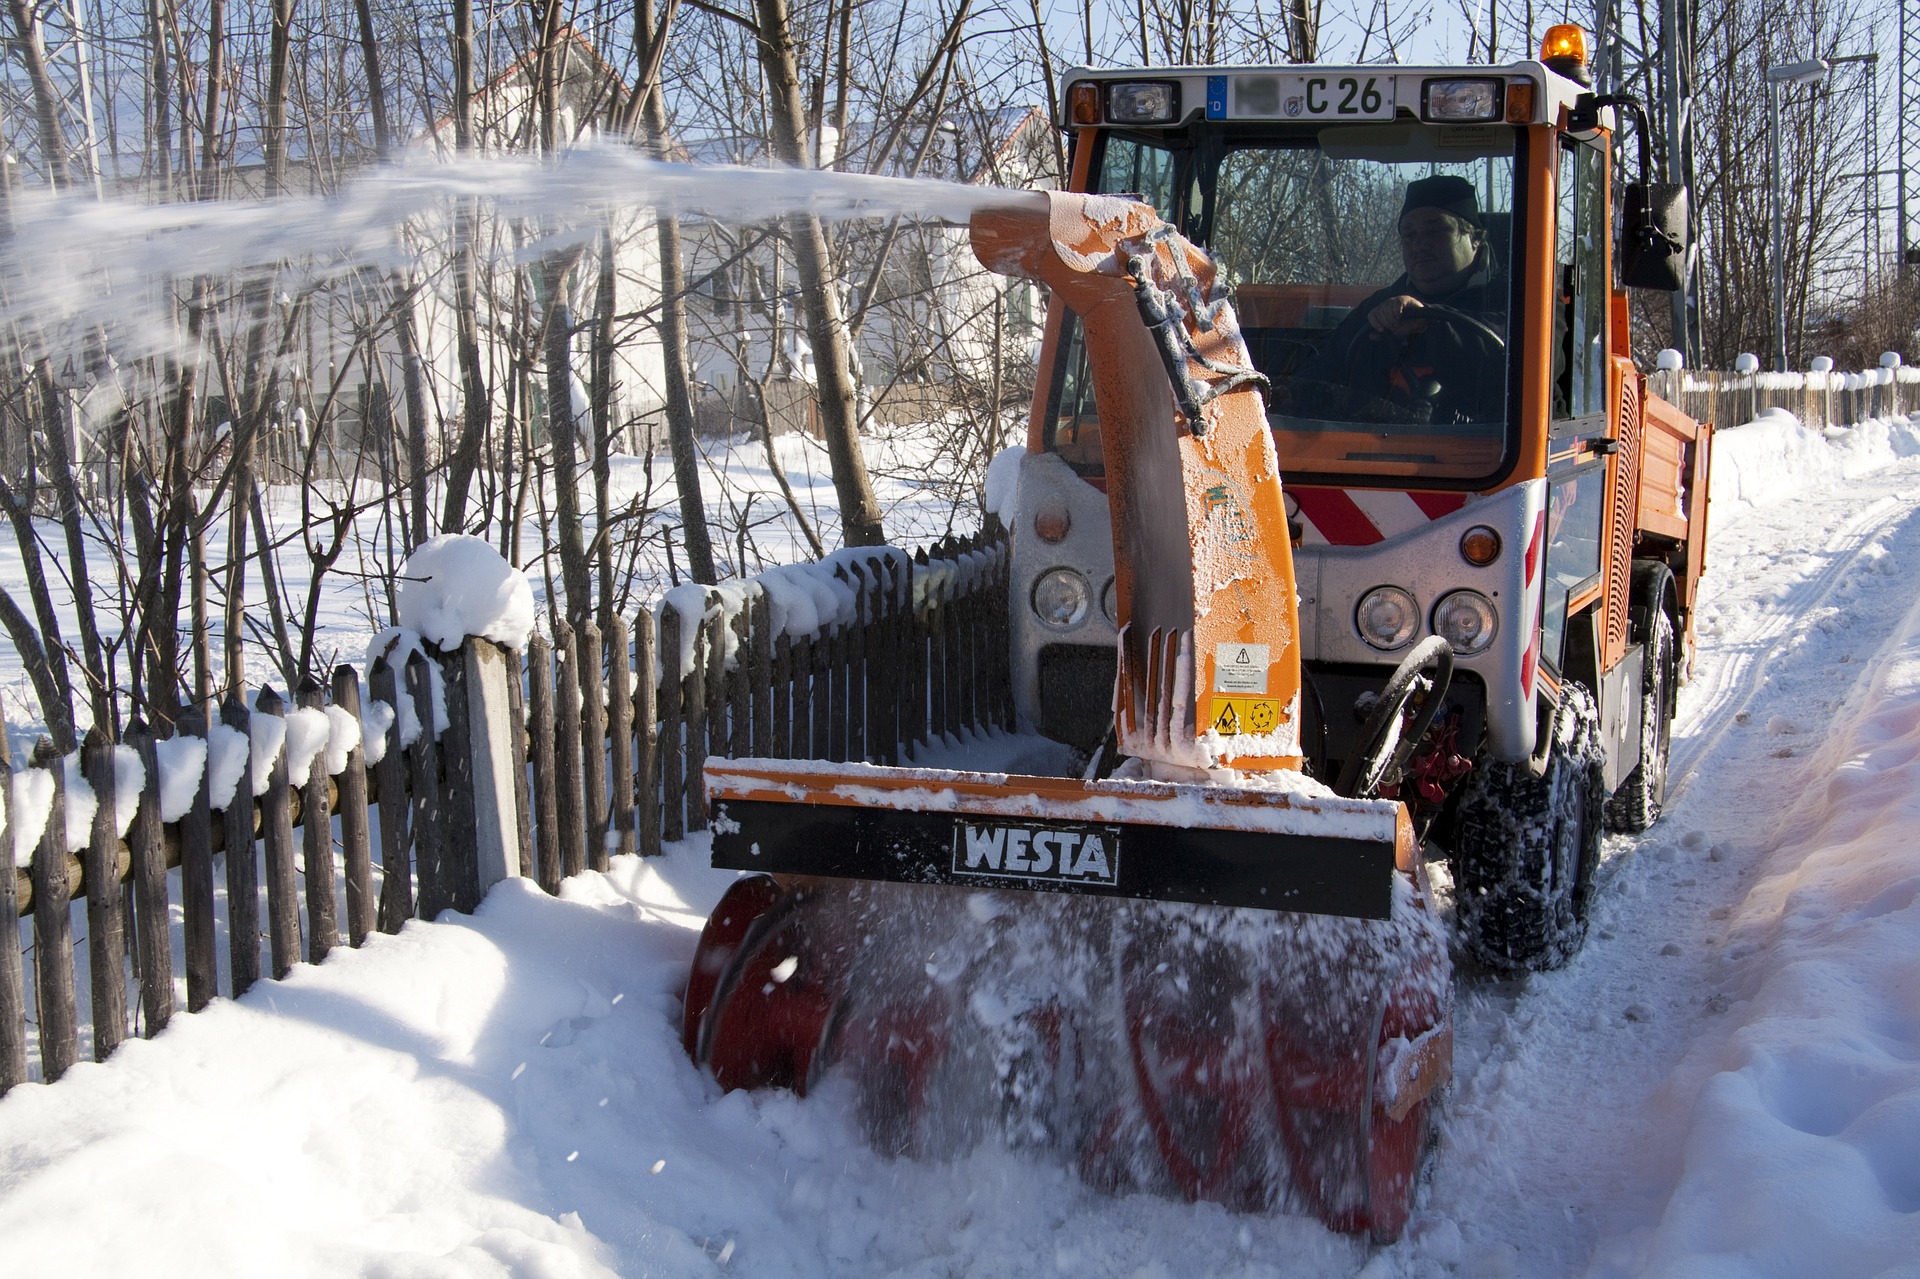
1647, 364, 1916, 431
0, 524, 1011, 1093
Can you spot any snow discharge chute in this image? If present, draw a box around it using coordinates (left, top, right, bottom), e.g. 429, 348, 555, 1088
679, 192, 1454, 1242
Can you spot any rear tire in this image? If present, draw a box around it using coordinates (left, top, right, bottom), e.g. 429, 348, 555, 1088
1606, 608, 1675, 832
1449, 684, 1606, 973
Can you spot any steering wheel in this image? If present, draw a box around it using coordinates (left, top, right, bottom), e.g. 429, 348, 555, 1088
1333, 302, 1507, 418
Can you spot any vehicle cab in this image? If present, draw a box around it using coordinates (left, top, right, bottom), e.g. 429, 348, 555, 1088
1008, 50, 1656, 785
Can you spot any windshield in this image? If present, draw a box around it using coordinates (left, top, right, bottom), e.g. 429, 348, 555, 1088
1050, 123, 1522, 485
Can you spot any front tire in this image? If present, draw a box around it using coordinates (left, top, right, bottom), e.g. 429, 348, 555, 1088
1450, 684, 1606, 973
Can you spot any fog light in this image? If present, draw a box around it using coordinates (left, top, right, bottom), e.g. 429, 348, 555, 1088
1356, 586, 1420, 651
1033, 568, 1093, 630
1433, 590, 1498, 655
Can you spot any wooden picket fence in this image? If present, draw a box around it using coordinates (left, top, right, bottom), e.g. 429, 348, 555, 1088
0, 525, 1011, 1093
1647, 365, 1918, 431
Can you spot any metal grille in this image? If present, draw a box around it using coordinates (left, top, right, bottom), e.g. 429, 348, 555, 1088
1606, 374, 1644, 662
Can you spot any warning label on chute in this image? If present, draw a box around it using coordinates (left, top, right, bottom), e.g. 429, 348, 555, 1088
1211, 698, 1283, 736
1214, 643, 1270, 693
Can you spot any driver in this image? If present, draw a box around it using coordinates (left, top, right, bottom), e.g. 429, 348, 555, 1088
1293, 175, 1508, 424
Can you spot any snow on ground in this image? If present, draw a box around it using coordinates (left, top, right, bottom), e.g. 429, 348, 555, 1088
4, 408, 1920, 1276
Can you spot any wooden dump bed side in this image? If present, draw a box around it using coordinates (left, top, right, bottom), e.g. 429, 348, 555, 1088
1636, 391, 1712, 615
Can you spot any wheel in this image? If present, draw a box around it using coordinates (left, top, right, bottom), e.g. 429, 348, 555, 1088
1449, 683, 1606, 973
1606, 607, 1675, 832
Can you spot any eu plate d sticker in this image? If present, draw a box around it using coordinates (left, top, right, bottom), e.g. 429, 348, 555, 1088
1214, 643, 1269, 693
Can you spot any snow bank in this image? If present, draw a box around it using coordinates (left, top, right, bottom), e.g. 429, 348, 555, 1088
1628, 576, 1920, 1276
396, 534, 536, 652
1709, 407, 1920, 520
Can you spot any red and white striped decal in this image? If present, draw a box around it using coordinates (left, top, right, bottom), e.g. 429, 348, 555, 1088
1289, 487, 1468, 547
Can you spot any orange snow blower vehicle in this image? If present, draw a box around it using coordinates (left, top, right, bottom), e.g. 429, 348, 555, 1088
681, 30, 1710, 1242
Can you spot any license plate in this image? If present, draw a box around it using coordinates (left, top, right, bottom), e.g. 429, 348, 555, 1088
1224, 72, 1397, 121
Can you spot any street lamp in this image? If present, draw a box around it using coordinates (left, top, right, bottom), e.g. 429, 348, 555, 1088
1765, 57, 1830, 372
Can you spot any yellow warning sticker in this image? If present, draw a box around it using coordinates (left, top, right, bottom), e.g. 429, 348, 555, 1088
1210, 697, 1285, 736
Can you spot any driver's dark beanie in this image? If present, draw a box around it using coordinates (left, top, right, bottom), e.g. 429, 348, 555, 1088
1401, 175, 1481, 227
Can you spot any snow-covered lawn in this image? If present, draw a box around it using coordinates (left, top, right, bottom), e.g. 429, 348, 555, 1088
3, 409, 1920, 1277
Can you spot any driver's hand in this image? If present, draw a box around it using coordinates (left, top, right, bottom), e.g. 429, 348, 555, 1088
1367, 295, 1428, 338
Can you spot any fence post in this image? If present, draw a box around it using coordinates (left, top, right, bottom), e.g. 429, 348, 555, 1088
527, 633, 562, 894
729, 606, 750, 758
448, 638, 526, 907
554, 619, 589, 879
370, 659, 412, 933
751, 593, 774, 757
772, 631, 793, 759
126, 721, 172, 1037
633, 610, 660, 858
176, 709, 219, 1009
255, 686, 302, 980
404, 653, 444, 922
83, 727, 129, 1059
607, 615, 636, 861
505, 649, 535, 880
329, 667, 375, 946
658, 606, 684, 846
794, 632, 817, 758
438, 643, 479, 916
703, 600, 726, 768
221, 689, 261, 995
31, 737, 77, 1081
812, 629, 834, 762
578, 621, 610, 874
0, 710, 27, 1093
910, 548, 930, 751
693, 608, 720, 831
297, 678, 337, 965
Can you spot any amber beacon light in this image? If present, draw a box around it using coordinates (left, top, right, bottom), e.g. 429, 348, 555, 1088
1540, 24, 1591, 82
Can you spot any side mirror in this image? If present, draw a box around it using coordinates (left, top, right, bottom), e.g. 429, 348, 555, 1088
1620, 181, 1688, 292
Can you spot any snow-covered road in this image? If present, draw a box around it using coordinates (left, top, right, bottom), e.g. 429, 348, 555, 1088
1425, 436, 1920, 1277
3, 414, 1920, 1277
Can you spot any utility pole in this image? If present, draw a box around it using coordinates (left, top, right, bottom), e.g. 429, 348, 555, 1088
1825, 53, 1880, 294
1765, 58, 1831, 373
1902, 0, 1919, 273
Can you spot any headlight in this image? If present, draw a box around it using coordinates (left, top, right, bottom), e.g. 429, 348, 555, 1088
1356, 586, 1420, 651
1422, 78, 1501, 121
1432, 590, 1498, 654
1033, 568, 1093, 630
1107, 81, 1179, 124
